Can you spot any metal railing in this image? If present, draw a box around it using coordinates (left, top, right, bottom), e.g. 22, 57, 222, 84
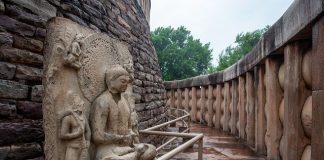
139, 108, 204, 160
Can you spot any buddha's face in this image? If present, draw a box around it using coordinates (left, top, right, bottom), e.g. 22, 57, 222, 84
109, 75, 130, 93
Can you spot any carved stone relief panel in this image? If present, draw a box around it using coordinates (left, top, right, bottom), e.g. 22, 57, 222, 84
43, 17, 155, 160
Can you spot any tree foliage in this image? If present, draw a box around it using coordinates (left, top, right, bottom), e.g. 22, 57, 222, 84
151, 26, 213, 81
212, 26, 270, 72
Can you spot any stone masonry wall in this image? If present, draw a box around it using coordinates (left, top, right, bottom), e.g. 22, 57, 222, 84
0, 0, 166, 159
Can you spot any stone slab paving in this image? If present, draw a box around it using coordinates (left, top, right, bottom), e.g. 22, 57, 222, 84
171, 123, 265, 160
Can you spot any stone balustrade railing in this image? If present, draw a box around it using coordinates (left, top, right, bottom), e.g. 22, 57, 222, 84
164, 0, 324, 159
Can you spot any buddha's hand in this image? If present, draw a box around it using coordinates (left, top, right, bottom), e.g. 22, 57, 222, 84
121, 134, 132, 144
135, 144, 146, 155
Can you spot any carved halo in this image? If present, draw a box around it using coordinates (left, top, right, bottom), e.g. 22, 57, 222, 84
77, 33, 133, 102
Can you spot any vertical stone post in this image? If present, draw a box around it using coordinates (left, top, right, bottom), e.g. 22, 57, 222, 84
170, 89, 176, 126
177, 88, 182, 116
200, 86, 206, 124
246, 72, 255, 147
312, 16, 324, 160
238, 76, 247, 140
215, 84, 222, 129
283, 42, 310, 160
255, 65, 266, 155
265, 58, 283, 160
231, 80, 238, 135
184, 88, 190, 114
191, 87, 197, 122
207, 85, 214, 127
170, 89, 175, 109
224, 82, 230, 132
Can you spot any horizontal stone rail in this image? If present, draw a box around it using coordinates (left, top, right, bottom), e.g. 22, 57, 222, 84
164, 0, 324, 159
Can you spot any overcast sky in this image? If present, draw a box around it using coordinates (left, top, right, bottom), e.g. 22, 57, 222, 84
150, 0, 294, 65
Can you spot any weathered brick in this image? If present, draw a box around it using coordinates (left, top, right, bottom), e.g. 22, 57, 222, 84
5, 4, 46, 28
31, 85, 43, 102
0, 80, 28, 99
0, 146, 10, 160
0, 48, 43, 66
12, 35, 43, 53
83, 4, 101, 18
134, 79, 142, 86
0, 62, 16, 79
145, 73, 153, 81
127, 11, 137, 22
17, 101, 42, 119
63, 13, 87, 26
90, 17, 107, 31
83, 0, 106, 15
15, 65, 42, 81
0, 121, 43, 145
35, 27, 46, 40
89, 24, 101, 32
7, 143, 43, 160
0, 15, 35, 36
135, 103, 145, 112
9, 0, 56, 20
117, 15, 131, 30
0, 32, 13, 48
115, 1, 126, 11
60, 3, 83, 18
0, 101, 16, 118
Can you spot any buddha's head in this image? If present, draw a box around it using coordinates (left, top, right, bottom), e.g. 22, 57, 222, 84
105, 65, 131, 93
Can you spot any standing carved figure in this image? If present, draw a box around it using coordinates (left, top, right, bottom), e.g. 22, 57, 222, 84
91, 65, 156, 160
59, 91, 91, 160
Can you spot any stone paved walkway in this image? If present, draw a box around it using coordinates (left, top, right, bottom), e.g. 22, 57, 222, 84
171, 123, 265, 160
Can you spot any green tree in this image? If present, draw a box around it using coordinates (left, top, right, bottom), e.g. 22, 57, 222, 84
151, 26, 213, 81
212, 26, 269, 72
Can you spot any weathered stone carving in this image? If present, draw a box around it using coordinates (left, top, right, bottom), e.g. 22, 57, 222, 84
59, 91, 90, 160
91, 65, 156, 160
43, 17, 156, 160
63, 34, 84, 70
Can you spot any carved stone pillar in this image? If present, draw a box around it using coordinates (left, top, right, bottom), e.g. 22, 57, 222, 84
265, 58, 283, 160
184, 88, 190, 113
231, 80, 238, 135
200, 86, 206, 124
312, 16, 324, 160
238, 76, 247, 140
207, 85, 214, 127
215, 84, 222, 129
224, 82, 230, 132
255, 65, 266, 155
283, 42, 310, 160
191, 87, 197, 122
246, 72, 255, 147
177, 88, 182, 116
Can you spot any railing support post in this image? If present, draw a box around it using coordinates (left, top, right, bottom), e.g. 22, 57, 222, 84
198, 138, 203, 160
207, 85, 214, 127
283, 42, 310, 160
177, 88, 182, 117
191, 87, 197, 122
238, 76, 247, 140
231, 79, 238, 135
200, 86, 206, 124
255, 65, 266, 155
246, 71, 255, 147
224, 82, 230, 132
264, 58, 283, 159
312, 15, 324, 160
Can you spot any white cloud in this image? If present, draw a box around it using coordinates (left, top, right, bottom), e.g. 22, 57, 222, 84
150, 0, 294, 65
